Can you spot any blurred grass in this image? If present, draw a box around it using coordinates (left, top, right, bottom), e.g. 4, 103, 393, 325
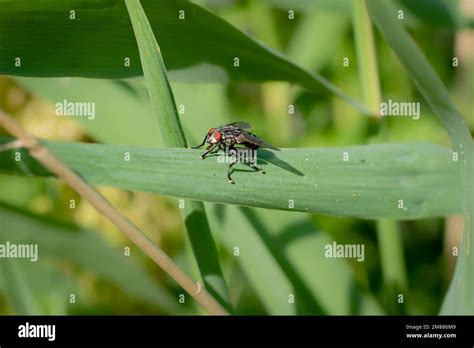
269, 0, 462, 29
17, 78, 160, 147
209, 205, 384, 314
376, 219, 408, 313
366, 0, 473, 314
287, 9, 349, 72
0, 259, 42, 315
0, 202, 180, 313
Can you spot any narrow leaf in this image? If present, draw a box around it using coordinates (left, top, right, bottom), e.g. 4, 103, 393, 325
125, 0, 231, 311
0, 139, 460, 220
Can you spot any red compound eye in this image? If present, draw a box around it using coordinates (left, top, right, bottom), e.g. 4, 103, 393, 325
214, 130, 222, 141
207, 127, 216, 135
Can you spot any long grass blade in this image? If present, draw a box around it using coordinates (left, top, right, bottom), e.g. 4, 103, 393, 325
125, 0, 231, 312
0, 139, 460, 220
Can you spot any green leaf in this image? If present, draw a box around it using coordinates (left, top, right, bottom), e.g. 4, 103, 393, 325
125, 0, 185, 148
365, 0, 474, 314
125, 0, 231, 312
352, 0, 381, 115
0, 138, 460, 220
0, 0, 369, 114
0, 203, 180, 313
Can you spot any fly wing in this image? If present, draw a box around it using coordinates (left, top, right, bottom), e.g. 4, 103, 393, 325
236, 132, 280, 151
222, 122, 253, 131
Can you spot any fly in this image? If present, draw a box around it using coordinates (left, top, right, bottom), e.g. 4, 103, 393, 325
192, 122, 280, 184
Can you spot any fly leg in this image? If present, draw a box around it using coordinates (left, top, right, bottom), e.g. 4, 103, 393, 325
246, 149, 265, 174
227, 161, 237, 184
227, 145, 238, 184
200, 143, 218, 159
191, 134, 209, 149
247, 161, 266, 174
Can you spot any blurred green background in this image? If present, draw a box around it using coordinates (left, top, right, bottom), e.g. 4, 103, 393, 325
0, 0, 473, 315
